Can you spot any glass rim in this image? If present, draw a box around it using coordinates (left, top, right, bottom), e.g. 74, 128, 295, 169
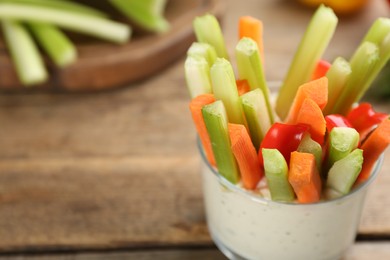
197, 136, 384, 206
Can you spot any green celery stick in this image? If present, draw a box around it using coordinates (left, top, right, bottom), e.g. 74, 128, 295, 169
2, 20, 47, 86
184, 55, 212, 98
236, 37, 274, 123
351, 18, 390, 102
240, 89, 271, 150
325, 149, 363, 199
356, 33, 390, 101
332, 42, 379, 115
297, 134, 322, 173
326, 127, 359, 171
262, 148, 295, 202
109, 0, 169, 33
210, 58, 247, 126
28, 22, 76, 68
0, 0, 108, 18
193, 14, 229, 59
275, 5, 338, 120
0, 3, 131, 44
362, 18, 390, 45
202, 100, 240, 184
323, 57, 351, 115
187, 42, 217, 67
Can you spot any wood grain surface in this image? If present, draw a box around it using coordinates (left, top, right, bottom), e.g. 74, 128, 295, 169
0, 0, 389, 259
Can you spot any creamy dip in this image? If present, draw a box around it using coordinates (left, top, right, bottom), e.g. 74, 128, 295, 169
201, 162, 374, 260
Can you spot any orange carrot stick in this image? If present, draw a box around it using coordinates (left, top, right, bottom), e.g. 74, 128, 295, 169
356, 119, 390, 183
239, 16, 264, 63
295, 98, 326, 145
285, 76, 328, 124
236, 79, 251, 96
288, 151, 322, 203
311, 60, 331, 80
189, 94, 216, 166
228, 123, 263, 189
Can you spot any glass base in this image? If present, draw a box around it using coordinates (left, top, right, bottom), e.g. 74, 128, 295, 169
210, 230, 246, 260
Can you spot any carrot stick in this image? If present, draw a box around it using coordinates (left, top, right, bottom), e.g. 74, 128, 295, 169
239, 16, 264, 63
311, 59, 331, 80
189, 94, 216, 166
236, 79, 250, 96
285, 76, 328, 124
356, 119, 390, 183
295, 98, 326, 145
228, 123, 263, 189
288, 151, 322, 203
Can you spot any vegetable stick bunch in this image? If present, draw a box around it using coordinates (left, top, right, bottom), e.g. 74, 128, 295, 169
185, 5, 390, 203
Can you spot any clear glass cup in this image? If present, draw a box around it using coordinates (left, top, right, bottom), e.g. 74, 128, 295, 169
199, 139, 384, 260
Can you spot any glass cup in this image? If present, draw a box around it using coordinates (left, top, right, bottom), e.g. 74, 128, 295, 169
198, 139, 383, 260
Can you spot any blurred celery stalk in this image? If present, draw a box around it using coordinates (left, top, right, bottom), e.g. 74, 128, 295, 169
28, 22, 77, 68
2, 20, 47, 86
368, 61, 390, 98
0, 3, 131, 43
109, 0, 169, 33
0, 0, 108, 18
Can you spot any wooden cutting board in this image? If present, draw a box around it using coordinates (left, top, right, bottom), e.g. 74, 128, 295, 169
0, 0, 225, 91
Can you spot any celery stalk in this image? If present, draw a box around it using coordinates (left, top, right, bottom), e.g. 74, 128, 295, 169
0, 0, 108, 18
325, 149, 363, 199
262, 148, 295, 202
275, 5, 338, 120
356, 33, 390, 101
297, 134, 322, 173
210, 58, 247, 127
236, 37, 274, 123
323, 57, 352, 115
332, 42, 379, 115
109, 0, 169, 33
193, 14, 229, 59
0, 3, 131, 44
187, 42, 217, 67
2, 20, 47, 86
28, 22, 76, 68
202, 100, 240, 184
326, 127, 359, 172
240, 89, 271, 150
184, 55, 212, 98
362, 18, 390, 45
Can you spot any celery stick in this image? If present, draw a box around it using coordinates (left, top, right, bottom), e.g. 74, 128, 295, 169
323, 57, 351, 115
236, 37, 274, 123
262, 148, 295, 202
362, 18, 390, 45
187, 42, 217, 67
202, 100, 240, 184
193, 14, 229, 59
325, 149, 363, 199
297, 134, 322, 173
2, 20, 47, 86
210, 58, 247, 126
184, 55, 212, 98
28, 22, 76, 68
355, 33, 390, 102
332, 42, 379, 115
240, 89, 271, 150
109, 0, 169, 33
326, 127, 359, 171
275, 5, 338, 120
0, 0, 108, 18
0, 3, 131, 44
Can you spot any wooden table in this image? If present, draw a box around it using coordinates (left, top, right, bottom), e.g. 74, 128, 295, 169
0, 0, 389, 259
